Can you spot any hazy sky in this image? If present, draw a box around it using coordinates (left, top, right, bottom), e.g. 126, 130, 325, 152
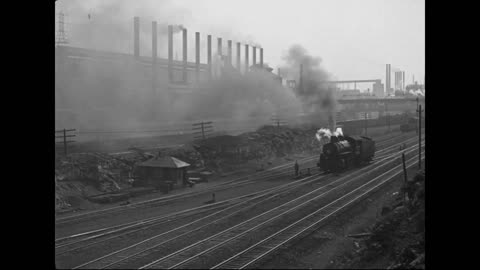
56, 0, 425, 88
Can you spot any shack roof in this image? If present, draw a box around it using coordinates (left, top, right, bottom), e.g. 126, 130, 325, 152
137, 156, 190, 168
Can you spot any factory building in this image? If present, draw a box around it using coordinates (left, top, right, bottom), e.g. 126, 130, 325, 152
55, 16, 266, 130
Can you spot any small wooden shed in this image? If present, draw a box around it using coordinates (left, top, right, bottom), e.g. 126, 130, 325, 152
134, 156, 190, 189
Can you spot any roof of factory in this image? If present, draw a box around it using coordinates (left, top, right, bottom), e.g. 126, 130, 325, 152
137, 156, 190, 168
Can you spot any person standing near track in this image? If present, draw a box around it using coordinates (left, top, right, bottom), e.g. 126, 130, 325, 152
294, 160, 299, 177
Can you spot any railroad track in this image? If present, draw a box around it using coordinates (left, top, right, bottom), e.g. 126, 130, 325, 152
72, 172, 332, 269
138, 143, 424, 269
73, 141, 422, 269
57, 133, 418, 249
212, 152, 425, 269
55, 172, 326, 256
56, 131, 417, 227
56, 134, 421, 257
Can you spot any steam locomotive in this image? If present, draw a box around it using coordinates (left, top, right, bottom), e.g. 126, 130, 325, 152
317, 135, 375, 172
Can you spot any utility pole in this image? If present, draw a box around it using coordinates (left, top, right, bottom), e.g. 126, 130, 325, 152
416, 97, 419, 135
364, 112, 368, 136
193, 121, 214, 140
271, 116, 287, 128
417, 104, 424, 169
55, 129, 76, 156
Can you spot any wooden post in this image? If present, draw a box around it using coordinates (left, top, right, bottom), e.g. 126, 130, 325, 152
417, 104, 423, 169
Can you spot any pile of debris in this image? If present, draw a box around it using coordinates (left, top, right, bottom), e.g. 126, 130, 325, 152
336, 170, 425, 269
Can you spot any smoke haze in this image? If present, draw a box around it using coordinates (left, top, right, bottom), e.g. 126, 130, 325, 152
280, 45, 336, 113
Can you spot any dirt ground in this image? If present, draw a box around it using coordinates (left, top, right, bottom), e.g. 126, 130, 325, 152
260, 160, 424, 269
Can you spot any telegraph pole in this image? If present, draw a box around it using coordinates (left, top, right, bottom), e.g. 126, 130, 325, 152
416, 97, 419, 135
55, 129, 76, 156
417, 104, 424, 169
193, 121, 214, 140
364, 112, 368, 136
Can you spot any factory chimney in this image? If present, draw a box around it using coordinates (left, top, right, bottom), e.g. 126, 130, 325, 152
152, 21, 157, 94
168, 25, 173, 83
207, 35, 212, 80
218, 38, 222, 57
134, 17, 140, 58
245, 45, 249, 74
260, 48, 263, 68
236, 42, 241, 71
227, 40, 232, 66
182, 28, 188, 83
299, 64, 303, 93
195, 32, 200, 82
252, 46, 256, 67
152, 21, 157, 60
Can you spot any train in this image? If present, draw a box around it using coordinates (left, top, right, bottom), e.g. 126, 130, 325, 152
400, 117, 422, 133
317, 135, 375, 172
400, 117, 417, 132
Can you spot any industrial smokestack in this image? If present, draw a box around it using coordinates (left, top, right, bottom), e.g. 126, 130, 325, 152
218, 38, 222, 57
134, 17, 140, 58
207, 35, 212, 80
236, 42, 241, 71
227, 40, 232, 66
168, 25, 173, 83
402, 71, 405, 91
245, 44, 249, 74
182, 28, 187, 83
252, 46, 256, 66
195, 32, 200, 82
152, 21, 157, 94
260, 48, 263, 68
299, 64, 303, 93
152, 21, 157, 60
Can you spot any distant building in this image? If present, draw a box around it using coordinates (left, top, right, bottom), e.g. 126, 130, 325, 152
372, 81, 384, 97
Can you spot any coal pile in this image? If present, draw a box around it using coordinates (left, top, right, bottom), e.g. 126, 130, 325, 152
190, 125, 320, 171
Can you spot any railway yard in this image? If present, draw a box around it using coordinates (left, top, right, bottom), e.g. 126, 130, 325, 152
55, 129, 425, 269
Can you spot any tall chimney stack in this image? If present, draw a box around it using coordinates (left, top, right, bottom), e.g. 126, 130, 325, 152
182, 28, 187, 83
402, 71, 405, 91
195, 32, 200, 82
168, 25, 173, 83
152, 21, 157, 93
252, 46, 256, 66
236, 42, 241, 71
299, 64, 303, 93
227, 40, 232, 66
217, 38, 222, 57
245, 45, 249, 74
260, 48, 263, 67
385, 64, 389, 95
207, 35, 212, 79
134, 17, 140, 58
152, 21, 157, 60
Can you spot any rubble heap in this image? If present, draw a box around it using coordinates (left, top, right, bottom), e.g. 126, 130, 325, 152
335, 170, 425, 269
